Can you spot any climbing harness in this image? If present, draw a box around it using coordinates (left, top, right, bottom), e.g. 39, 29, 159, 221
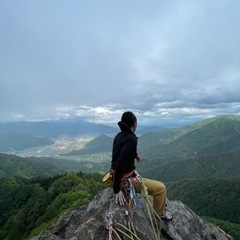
103, 170, 142, 211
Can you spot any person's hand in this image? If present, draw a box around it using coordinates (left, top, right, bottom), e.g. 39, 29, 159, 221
115, 190, 126, 206
135, 154, 142, 162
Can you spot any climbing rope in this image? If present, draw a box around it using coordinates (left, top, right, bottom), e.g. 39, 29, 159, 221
107, 172, 162, 240
137, 175, 162, 240
107, 210, 140, 240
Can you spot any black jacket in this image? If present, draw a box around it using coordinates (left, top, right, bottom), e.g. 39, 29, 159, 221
111, 121, 138, 194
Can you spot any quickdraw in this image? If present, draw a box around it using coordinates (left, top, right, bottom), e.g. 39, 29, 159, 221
128, 181, 142, 210
122, 172, 142, 211
107, 212, 121, 240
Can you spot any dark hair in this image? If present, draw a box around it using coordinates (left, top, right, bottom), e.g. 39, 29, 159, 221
121, 111, 137, 128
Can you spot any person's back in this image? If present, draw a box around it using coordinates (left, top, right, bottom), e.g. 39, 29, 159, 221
111, 111, 172, 220
111, 112, 138, 196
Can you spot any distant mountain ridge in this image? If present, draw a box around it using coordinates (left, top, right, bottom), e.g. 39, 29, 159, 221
1, 114, 240, 181
139, 114, 240, 160
173, 114, 240, 154
61, 114, 240, 161
0, 118, 117, 137
0, 133, 54, 151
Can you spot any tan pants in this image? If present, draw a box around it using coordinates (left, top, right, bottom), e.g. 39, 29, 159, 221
135, 178, 166, 216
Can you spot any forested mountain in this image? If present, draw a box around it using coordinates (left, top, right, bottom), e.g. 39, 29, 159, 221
165, 177, 240, 239
0, 153, 87, 178
0, 172, 105, 240
0, 152, 112, 178
0, 133, 54, 151
1, 172, 239, 240
166, 177, 240, 223
139, 114, 240, 160
138, 150, 240, 182
166, 115, 240, 155
63, 134, 113, 156
137, 130, 178, 149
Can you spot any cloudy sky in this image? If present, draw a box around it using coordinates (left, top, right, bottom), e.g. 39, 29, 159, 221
1, 0, 240, 127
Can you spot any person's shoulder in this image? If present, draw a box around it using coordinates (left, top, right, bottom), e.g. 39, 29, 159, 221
114, 131, 123, 140
114, 131, 137, 143
126, 133, 137, 143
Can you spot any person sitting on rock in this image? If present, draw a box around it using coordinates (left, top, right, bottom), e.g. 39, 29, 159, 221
111, 111, 172, 220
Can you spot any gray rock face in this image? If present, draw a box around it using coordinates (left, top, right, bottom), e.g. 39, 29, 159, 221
32, 188, 234, 240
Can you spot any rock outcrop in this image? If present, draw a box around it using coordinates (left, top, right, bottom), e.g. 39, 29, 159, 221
33, 188, 234, 240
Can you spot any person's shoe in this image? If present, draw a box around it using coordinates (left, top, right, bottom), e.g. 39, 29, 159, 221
161, 210, 173, 221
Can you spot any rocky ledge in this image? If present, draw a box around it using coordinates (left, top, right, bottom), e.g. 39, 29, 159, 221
32, 188, 234, 240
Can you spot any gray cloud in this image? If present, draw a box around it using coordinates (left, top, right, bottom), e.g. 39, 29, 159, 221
1, 0, 240, 126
